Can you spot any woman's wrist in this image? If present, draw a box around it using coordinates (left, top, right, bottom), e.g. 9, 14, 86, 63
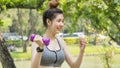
36, 47, 44, 52
80, 50, 85, 54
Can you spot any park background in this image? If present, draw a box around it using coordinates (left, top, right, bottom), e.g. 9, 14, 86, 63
0, 0, 120, 68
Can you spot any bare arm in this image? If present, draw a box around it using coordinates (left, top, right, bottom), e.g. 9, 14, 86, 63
59, 37, 86, 68
31, 35, 44, 68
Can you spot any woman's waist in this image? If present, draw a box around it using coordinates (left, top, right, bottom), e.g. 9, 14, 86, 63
39, 66, 61, 68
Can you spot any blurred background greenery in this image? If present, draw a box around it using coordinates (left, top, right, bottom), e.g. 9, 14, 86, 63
0, 0, 120, 68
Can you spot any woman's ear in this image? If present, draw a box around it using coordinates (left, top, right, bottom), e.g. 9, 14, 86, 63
46, 19, 52, 26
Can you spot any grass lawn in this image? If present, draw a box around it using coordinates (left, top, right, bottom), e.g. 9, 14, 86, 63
1, 54, 120, 68
0, 44, 120, 68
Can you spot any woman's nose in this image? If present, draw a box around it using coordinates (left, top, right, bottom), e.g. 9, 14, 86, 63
60, 22, 64, 26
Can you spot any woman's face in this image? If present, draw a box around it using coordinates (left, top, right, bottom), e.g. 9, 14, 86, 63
48, 14, 64, 34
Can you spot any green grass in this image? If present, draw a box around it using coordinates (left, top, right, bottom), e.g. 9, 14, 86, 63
68, 44, 120, 55
9, 44, 120, 59
1, 54, 120, 68
0, 44, 120, 68
9, 47, 31, 59
10, 52, 31, 59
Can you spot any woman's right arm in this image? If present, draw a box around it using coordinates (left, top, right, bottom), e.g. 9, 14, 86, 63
31, 43, 42, 68
31, 35, 44, 68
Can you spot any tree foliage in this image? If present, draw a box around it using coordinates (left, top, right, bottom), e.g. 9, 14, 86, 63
0, 0, 45, 67
0, 0, 44, 10
0, 0, 120, 45
0, 19, 4, 26
58, 0, 120, 45
84, 0, 120, 45
0, 0, 120, 68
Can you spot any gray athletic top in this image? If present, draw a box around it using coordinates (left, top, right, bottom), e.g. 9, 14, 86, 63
40, 38, 65, 67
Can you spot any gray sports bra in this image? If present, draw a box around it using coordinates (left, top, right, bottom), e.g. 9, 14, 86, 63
40, 38, 65, 67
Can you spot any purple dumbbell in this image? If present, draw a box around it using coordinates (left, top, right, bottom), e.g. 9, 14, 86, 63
42, 38, 50, 46
30, 34, 35, 42
30, 34, 50, 46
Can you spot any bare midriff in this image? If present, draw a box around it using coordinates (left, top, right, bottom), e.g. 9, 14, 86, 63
39, 66, 61, 68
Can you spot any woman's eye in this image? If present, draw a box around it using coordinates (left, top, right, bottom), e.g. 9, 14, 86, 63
57, 19, 64, 23
57, 19, 61, 22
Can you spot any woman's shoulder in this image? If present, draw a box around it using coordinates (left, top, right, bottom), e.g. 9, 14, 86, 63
56, 36, 64, 42
56, 36, 67, 47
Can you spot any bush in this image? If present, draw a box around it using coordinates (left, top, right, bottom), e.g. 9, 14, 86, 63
5, 40, 23, 47
85, 36, 95, 44
86, 35, 110, 45
63, 37, 79, 45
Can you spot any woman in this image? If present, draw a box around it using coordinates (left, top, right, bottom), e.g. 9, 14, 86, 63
31, 0, 86, 68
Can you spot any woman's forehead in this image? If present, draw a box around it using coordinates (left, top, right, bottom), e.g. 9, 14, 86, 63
55, 14, 64, 19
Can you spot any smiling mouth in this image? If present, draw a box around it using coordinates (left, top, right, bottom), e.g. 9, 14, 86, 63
57, 27, 62, 31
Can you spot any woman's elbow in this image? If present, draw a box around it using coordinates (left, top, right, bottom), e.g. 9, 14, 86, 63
70, 64, 80, 68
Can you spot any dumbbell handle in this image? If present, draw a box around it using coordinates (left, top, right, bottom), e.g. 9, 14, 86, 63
30, 34, 50, 46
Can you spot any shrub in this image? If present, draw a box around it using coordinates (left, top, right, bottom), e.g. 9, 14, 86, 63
63, 37, 79, 45
5, 40, 23, 47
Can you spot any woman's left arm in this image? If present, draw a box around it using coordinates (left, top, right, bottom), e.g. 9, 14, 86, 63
59, 37, 86, 68
74, 37, 86, 67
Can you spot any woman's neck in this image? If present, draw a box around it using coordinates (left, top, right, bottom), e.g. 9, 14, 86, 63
44, 29, 56, 40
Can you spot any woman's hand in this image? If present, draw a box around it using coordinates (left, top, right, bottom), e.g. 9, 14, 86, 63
79, 37, 86, 53
32, 35, 44, 49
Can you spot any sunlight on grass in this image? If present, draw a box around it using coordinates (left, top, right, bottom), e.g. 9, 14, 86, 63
0, 45, 120, 68
1, 54, 120, 68
10, 46, 31, 59
68, 44, 120, 55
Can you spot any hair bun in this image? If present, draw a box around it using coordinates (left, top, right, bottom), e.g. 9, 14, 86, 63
49, 0, 59, 9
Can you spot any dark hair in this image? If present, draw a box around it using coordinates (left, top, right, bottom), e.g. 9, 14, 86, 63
43, 0, 63, 27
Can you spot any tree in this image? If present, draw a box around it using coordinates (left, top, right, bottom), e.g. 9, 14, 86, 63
0, 19, 14, 68
0, 0, 44, 10
58, 0, 120, 45
0, 0, 45, 67
0, 0, 119, 68
0, 19, 4, 26
82, 0, 120, 45
0, 32, 16, 68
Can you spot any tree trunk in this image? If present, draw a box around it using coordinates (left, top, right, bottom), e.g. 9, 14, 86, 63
17, 8, 27, 52
0, 40, 16, 68
23, 40, 27, 52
